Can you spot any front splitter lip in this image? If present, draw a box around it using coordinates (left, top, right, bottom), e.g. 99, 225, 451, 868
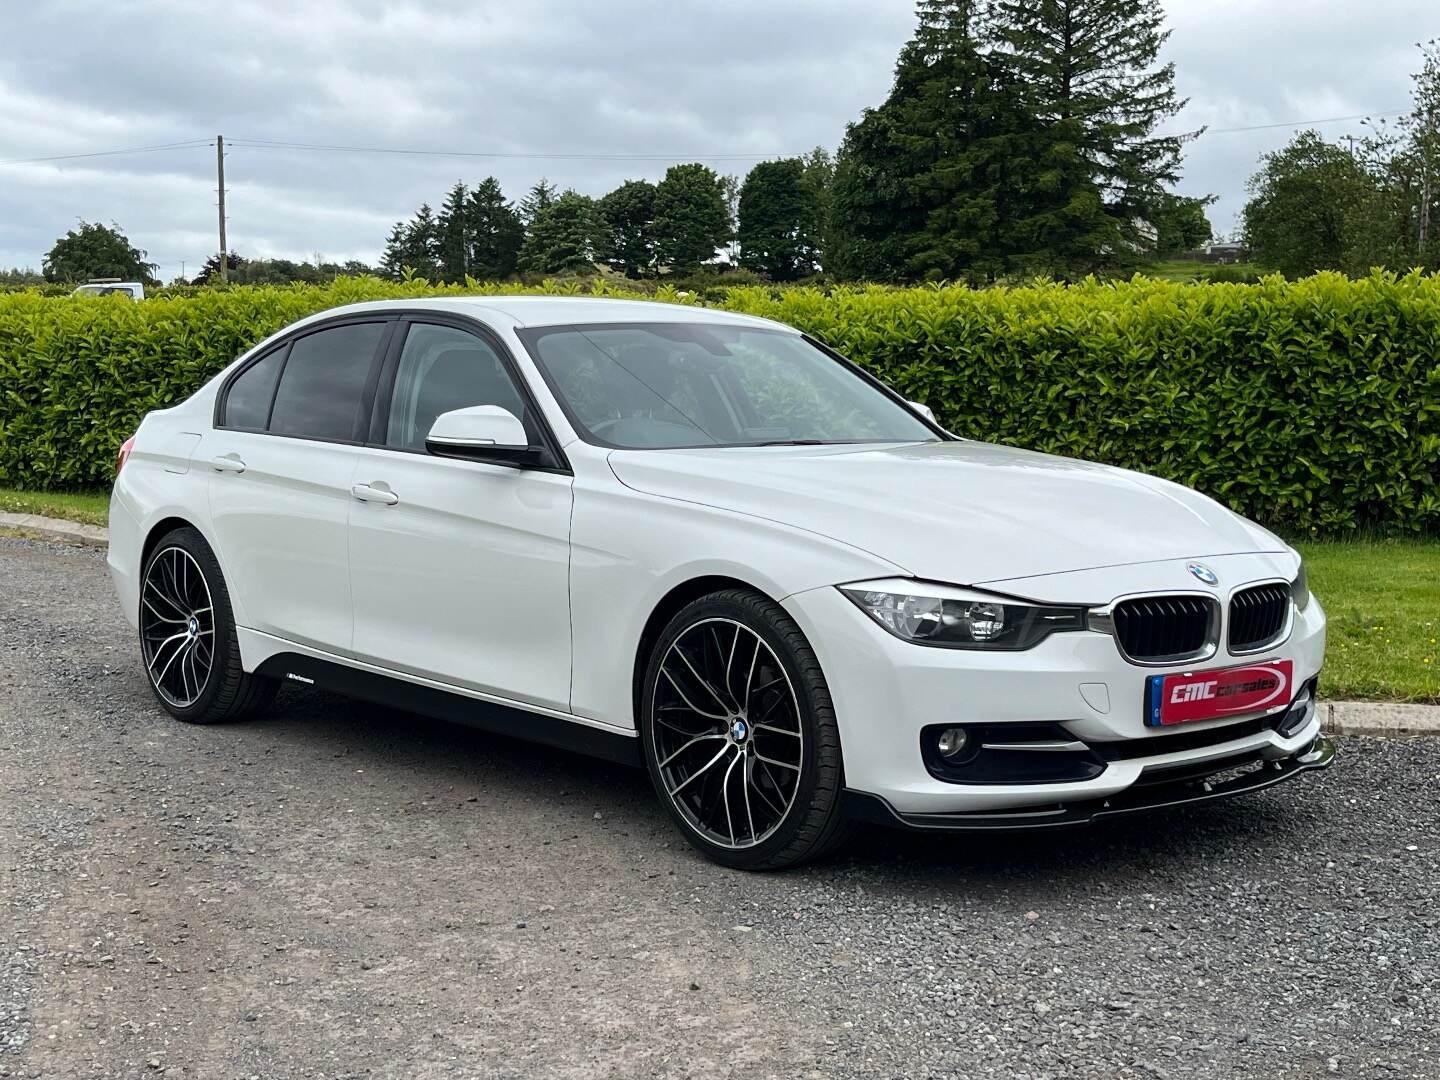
844, 734, 1336, 832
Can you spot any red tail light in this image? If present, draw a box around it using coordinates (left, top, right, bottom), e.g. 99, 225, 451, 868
115, 435, 136, 477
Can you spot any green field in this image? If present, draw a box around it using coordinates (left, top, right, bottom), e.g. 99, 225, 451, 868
1, 486, 1433, 703
1139, 258, 1261, 282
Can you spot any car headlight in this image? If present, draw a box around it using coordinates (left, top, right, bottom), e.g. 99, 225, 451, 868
839, 579, 1087, 650
1290, 559, 1311, 611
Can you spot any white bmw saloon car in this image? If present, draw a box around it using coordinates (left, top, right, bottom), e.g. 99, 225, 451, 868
109, 296, 1333, 869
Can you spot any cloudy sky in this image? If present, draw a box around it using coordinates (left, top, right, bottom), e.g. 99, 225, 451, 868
0, 0, 1429, 282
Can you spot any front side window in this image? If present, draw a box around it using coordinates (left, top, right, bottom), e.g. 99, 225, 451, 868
518, 323, 938, 449
384, 323, 528, 451
268, 322, 385, 441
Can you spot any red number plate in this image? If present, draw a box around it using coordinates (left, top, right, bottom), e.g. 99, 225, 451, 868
1145, 659, 1294, 727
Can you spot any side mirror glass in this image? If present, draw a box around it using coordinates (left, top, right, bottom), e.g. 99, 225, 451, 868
425, 405, 541, 467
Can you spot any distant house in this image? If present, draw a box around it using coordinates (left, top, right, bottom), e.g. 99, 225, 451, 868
1202, 241, 1248, 264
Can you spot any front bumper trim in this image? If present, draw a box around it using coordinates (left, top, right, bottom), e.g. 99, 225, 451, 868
844, 734, 1335, 832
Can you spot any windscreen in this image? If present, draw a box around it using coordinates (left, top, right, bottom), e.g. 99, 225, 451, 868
519, 322, 940, 450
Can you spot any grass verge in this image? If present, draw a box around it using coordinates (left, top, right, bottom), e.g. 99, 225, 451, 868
1298, 539, 1439, 704
0, 486, 111, 527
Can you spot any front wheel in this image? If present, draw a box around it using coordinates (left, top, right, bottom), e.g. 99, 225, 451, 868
639, 589, 851, 870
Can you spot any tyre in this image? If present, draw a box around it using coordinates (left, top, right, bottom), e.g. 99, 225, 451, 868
639, 589, 851, 870
138, 526, 277, 724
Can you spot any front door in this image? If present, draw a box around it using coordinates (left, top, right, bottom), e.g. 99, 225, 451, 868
346, 320, 574, 712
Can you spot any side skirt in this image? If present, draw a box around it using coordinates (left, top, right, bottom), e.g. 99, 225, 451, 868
254, 652, 642, 767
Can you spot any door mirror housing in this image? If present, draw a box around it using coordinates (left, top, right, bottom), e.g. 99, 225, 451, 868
907, 400, 937, 424
425, 406, 543, 467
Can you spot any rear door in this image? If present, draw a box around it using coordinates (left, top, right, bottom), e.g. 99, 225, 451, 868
346, 317, 574, 712
207, 317, 391, 654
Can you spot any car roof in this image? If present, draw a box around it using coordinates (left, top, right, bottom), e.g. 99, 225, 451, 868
312, 295, 795, 332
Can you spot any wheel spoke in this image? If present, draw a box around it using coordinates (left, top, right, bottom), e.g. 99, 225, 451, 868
720, 751, 740, 846
724, 624, 740, 707
144, 579, 188, 617
142, 596, 188, 624
660, 668, 727, 722
741, 755, 757, 843
754, 751, 799, 772
671, 645, 731, 714
659, 732, 726, 769
667, 743, 732, 799
750, 760, 788, 816
753, 722, 800, 738
147, 630, 190, 671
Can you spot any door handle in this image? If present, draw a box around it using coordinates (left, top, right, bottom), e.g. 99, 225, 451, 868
210, 453, 246, 474
351, 483, 399, 506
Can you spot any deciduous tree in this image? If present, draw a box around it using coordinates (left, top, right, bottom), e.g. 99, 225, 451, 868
597, 180, 658, 277
1242, 131, 1375, 278
42, 221, 157, 285
652, 164, 731, 274
737, 158, 821, 280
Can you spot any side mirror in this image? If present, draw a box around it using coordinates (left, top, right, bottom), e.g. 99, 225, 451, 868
425, 405, 542, 467
907, 400, 938, 424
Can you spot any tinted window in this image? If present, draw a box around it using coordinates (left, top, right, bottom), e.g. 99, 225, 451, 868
269, 323, 384, 441
385, 323, 527, 451
520, 323, 938, 449
223, 348, 285, 430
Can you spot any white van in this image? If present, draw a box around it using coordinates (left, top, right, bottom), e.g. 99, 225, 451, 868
72, 279, 145, 300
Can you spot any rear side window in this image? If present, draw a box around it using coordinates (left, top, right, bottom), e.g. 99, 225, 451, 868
223, 348, 285, 430
269, 323, 385, 442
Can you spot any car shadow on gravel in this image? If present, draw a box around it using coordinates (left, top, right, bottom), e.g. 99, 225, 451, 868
229, 683, 1342, 892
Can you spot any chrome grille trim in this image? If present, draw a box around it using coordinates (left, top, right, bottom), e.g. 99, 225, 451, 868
1228, 580, 1294, 654
1088, 591, 1221, 667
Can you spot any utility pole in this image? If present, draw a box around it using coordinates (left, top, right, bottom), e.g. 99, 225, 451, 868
216, 135, 227, 283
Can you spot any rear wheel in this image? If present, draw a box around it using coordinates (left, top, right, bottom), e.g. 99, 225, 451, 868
139, 527, 276, 724
640, 589, 851, 870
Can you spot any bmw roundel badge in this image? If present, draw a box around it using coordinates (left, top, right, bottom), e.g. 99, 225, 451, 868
1186, 562, 1219, 586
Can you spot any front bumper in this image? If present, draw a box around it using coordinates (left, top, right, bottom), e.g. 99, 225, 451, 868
844, 733, 1334, 831
781, 557, 1329, 819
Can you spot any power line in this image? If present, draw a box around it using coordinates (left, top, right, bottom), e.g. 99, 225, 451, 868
0, 107, 1417, 171
225, 137, 789, 162
0, 139, 211, 167
1159, 109, 1411, 139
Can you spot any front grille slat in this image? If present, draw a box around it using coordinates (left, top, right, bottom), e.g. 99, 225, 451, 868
1228, 583, 1290, 652
1112, 595, 1213, 662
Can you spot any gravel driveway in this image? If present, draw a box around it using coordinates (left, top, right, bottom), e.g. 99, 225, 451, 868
1, 535, 1436, 1080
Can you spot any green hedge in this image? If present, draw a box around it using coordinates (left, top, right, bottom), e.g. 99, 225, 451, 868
1, 272, 1437, 533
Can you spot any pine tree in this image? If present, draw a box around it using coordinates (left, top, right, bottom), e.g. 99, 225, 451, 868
737, 158, 821, 281
992, 0, 1186, 246
465, 177, 523, 280
597, 179, 658, 277
518, 190, 599, 275
436, 182, 470, 283
520, 179, 559, 224
401, 203, 441, 282
831, 0, 1051, 282
379, 222, 409, 280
